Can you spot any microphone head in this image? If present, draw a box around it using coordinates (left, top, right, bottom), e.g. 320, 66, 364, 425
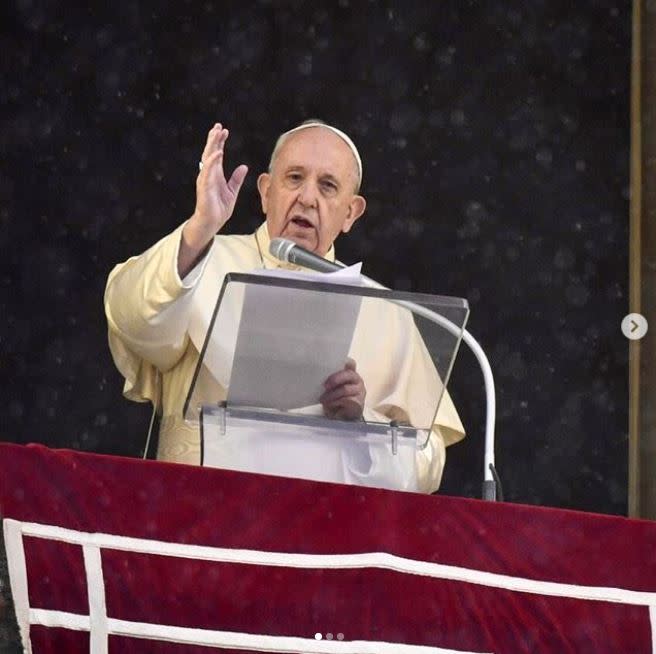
269, 237, 296, 263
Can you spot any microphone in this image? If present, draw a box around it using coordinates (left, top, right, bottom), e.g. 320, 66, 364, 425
269, 238, 346, 273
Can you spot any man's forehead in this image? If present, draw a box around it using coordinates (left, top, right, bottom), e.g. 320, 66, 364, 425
275, 127, 359, 179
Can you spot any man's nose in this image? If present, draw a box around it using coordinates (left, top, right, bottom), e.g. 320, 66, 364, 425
296, 181, 319, 208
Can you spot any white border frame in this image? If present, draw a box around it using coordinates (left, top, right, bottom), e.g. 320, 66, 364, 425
5, 518, 656, 653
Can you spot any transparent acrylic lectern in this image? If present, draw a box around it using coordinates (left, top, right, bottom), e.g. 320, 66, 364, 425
183, 272, 469, 492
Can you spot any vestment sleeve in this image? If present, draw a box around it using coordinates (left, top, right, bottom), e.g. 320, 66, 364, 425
388, 330, 464, 493
404, 330, 465, 493
351, 299, 465, 493
104, 222, 212, 403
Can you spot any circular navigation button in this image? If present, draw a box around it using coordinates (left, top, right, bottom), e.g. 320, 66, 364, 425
622, 313, 648, 340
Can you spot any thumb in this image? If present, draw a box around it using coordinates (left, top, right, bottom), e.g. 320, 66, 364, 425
345, 357, 356, 371
227, 164, 249, 195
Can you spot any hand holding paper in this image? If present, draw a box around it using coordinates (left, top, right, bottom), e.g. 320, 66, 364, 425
320, 358, 366, 420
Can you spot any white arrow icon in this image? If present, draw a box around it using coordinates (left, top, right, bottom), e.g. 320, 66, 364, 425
622, 313, 648, 340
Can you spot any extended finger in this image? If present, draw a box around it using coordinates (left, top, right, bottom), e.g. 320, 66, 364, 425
205, 143, 230, 189
217, 127, 230, 150
207, 128, 228, 167
226, 164, 249, 197
196, 148, 224, 184
199, 125, 229, 177
200, 123, 223, 164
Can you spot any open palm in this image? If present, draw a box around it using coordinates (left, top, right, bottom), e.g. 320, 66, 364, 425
194, 123, 248, 234
177, 124, 248, 278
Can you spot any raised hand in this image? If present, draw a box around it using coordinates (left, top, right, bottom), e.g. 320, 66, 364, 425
320, 358, 366, 421
179, 123, 248, 277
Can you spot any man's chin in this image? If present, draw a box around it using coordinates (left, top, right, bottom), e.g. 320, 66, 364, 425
280, 230, 319, 254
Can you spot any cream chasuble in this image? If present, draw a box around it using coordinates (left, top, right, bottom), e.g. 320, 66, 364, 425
105, 222, 465, 492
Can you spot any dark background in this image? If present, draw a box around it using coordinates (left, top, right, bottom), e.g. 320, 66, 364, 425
1, 0, 630, 514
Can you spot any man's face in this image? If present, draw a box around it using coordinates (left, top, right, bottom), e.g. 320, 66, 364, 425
257, 127, 366, 256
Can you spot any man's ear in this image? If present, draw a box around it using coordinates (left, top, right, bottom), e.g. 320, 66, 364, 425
256, 173, 271, 213
341, 195, 367, 233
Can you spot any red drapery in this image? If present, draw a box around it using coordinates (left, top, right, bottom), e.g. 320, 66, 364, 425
1, 442, 655, 653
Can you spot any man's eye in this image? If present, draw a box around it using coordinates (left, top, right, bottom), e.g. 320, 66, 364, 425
321, 181, 337, 191
288, 173, 302, 182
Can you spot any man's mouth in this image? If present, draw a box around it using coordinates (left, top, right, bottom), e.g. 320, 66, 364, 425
290, 216, 314, 229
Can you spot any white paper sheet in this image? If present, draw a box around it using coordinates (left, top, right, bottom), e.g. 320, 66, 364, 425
226, 265, 365, 410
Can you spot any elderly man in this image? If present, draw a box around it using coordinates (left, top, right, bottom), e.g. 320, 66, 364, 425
105, 120, 464, 492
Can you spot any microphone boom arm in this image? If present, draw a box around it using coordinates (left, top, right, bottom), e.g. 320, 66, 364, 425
358, 275, 497, 502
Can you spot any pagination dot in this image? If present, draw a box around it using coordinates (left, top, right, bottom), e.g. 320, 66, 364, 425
314, 631, 346, 641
